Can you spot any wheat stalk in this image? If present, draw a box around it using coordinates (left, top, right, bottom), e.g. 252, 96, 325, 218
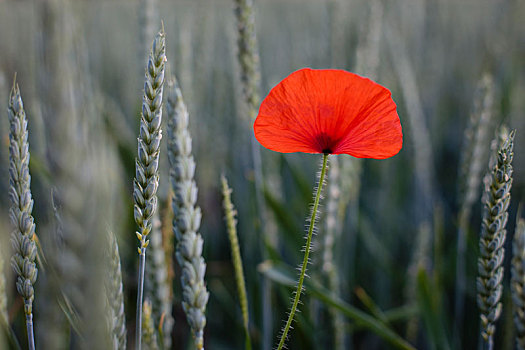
354, 0, 383, 80
512, 217, 525, 350
477, 129, 515, 350
105, 232, 127, 350
133, 28, 166, 350
7, 77, 38, 350
167, 77, 208, 350
221, 175, 252, 350
405, 222, 432, 340
139, 0, 158, 65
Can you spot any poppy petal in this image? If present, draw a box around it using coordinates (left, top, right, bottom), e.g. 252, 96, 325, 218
254, 68, 403, 159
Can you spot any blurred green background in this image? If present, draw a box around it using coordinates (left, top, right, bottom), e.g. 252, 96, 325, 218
0, 0, 524, 349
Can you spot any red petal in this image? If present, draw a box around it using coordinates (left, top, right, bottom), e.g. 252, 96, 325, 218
254, 68, 403, 159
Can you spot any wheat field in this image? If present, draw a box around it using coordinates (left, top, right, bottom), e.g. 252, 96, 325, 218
0, 0, 524, 349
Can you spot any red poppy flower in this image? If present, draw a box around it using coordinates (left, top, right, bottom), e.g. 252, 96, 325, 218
254, 68, 403, 159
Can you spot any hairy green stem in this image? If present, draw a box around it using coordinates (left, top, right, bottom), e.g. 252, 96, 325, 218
277, 153, 329, 350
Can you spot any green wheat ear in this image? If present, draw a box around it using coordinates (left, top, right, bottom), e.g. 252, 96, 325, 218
455, 74, 495, 336
145, 212, 174, 349
512, 216, 525, 350
133, 28, 166, 350
142, 299, 159, 350
167, 77, 208, 350
477, 129, 515, 350
221, 175, 252, 350
105, 232, 127, 350
7, 77, 38, 350
233, 0, 260, 121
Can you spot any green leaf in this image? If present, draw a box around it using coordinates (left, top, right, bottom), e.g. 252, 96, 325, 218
416, 268, 451, 350
259, 261, 416, 350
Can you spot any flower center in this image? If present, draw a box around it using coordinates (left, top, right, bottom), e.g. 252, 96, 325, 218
315, 132, 337, 154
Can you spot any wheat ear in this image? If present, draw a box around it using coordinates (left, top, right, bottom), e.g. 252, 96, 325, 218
512, 216, 525, 350
455, 75, 495, 334
145, 212, 174, 349
477, 129, 515, 350
167, 77, 209, 350
105, 232, 127, 350
8, 77, 38, 350
142, 299, 159, 350
221, 175, 252, 350
233, 0, 260, 120
133, 28, 166, 350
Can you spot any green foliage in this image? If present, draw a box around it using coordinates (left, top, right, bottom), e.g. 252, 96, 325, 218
260, 260, 416, 350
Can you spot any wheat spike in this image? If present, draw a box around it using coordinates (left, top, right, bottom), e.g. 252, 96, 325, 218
477, 129, 515, 349
145, 212, 174, 349
133, 28, 166, 350
8, 78, 38, 350
167, 77, 208, 350
142, 299, 159, 350
221, 175, 252, 349
105, 232, 127, 350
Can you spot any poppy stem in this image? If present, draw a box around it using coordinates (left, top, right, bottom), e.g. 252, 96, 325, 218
277, 153, 329, 350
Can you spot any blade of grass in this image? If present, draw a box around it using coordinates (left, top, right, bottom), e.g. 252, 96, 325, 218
354, 287, 389, 325
416, 269, 451, 350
